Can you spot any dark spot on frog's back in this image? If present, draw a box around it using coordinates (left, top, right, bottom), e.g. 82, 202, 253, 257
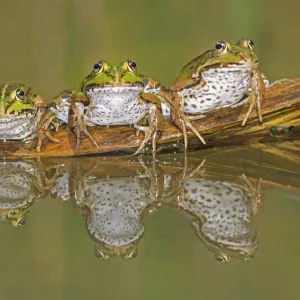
155, 83, 161, 89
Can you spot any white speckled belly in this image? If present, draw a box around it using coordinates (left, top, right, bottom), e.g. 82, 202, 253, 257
182, 67, 252, 114
79, 177, 152, 246
53, 99, 71, 125
0, 112, 39, 140
180, 179, 254, 246
0, 162, 36, 207
85, 87, 147, 126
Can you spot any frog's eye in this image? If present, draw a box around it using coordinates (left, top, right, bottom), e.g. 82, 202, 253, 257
93, 61, 104, 73
17, 220, 26, 227
215, 253, 231, 263
16, 88, 25, 101
123, 250, 138, 260
127, 60, 137, 72
215, 41, 227, 54
248, 39, 254, 49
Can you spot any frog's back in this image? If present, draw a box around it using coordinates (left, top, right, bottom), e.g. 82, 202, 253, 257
174, 50, 213, 82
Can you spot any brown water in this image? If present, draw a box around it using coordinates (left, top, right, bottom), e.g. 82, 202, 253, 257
1, 0, 300, 299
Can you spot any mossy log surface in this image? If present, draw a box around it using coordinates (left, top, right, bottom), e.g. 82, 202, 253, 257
1, 78, 300, 159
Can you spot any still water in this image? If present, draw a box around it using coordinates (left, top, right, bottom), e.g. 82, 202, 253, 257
1, 142, 300, 299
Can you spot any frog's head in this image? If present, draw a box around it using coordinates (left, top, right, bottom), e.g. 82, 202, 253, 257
201, 39, 258, 71
0, 204, 32, 227
94, 242, 139, 260
0, 84, 45, 118
193, 221, 258, 262
81, 59, 145, 94
6, 209, 28, 227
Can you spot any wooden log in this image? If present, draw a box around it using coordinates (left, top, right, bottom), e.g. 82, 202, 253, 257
1, 78, 300, 159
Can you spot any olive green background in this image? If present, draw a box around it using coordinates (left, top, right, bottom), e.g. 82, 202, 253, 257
1, 0, 300, 299
0, 0, 299, 100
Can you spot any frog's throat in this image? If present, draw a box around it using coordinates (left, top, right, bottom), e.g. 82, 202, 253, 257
87, 218, 144, 247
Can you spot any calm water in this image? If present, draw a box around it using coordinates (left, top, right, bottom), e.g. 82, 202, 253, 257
1, 143, 300, 299
1, 0, 300, 299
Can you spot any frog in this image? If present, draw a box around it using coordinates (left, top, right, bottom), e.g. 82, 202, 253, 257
0, 159, 59, 227
160, 38, 265, 147
51, 59, 164, 155
0, 83, 59, 152
163, 159, 262, 262
61, 157, 164, 259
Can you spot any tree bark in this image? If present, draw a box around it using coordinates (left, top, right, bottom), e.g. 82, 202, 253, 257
1, 78, 300, 159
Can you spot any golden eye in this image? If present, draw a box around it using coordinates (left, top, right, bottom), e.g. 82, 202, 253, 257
215, 253, 230, 263
124, 250, 138, 259
93, 61, 104, 73
16, 88, 25, 101
127, 59, 137, 72
215, 41, 227, 54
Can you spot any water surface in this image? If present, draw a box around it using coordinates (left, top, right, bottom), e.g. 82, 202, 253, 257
1, 143, 300, 299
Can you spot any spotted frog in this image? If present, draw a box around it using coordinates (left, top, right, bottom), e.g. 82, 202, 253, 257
64, 158, 164, 259
0, 160, 59, 226
51, 60, 164, 154
163, 160, 262, 262
160, 39, 265, 147
0, 84, 59, 151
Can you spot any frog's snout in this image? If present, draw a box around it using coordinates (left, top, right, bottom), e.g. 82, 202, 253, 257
110, 67, 120, 84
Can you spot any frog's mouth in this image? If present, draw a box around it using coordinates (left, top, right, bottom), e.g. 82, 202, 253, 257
224, 60, 259, 68
85, 83, 144, 93
0, 111, 36, 121
0, 105, 37, 118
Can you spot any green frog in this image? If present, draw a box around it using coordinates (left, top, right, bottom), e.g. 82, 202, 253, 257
0, 159, 59, 226
51, 60, 164, 154
0, 84, 59, 151
160, 38, 265, 147
53, 157, 164, 259
163, 160, 261, 262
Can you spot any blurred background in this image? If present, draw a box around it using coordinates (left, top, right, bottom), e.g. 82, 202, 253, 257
1, 1, 300, 300
0, 0, 299, 100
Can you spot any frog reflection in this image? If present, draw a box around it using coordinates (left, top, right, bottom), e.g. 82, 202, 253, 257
163, 159, 262, 262
67, 158, 164, 259
0, 160, 58, 227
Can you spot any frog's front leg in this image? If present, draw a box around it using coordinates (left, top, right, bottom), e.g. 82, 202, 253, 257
241, 174, 263, 216
133, 93, 164, 155
160, 89, 206, 149
68, 91, 99, 151
242, 68, 265, 126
